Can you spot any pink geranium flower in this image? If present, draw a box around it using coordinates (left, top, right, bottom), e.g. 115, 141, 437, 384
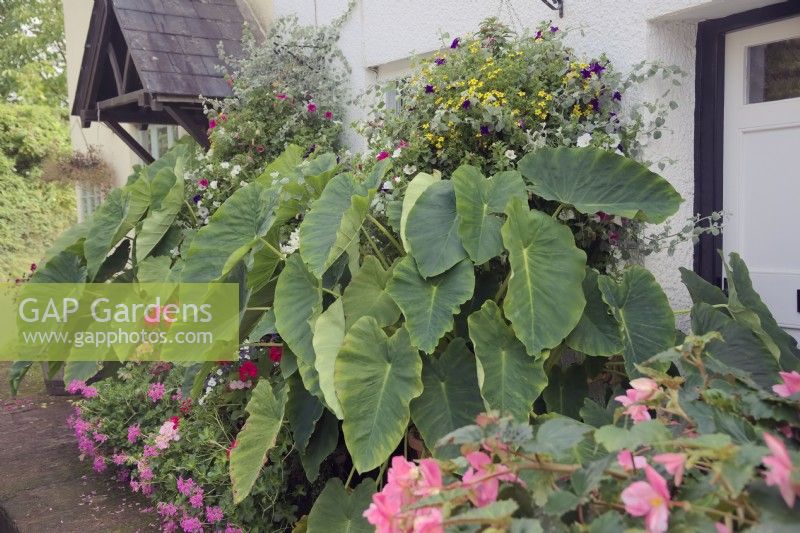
376, 151, 390, 161
307, 102, 317, 113
206, 506, 224, 523
653, 453, 687, 486
462, 451, 521, 507
81, 386, 98, 398
617, 449, 647, 471
615, 378, 660, 406
92, 456, 106, 473
177, 476, 195, 496
624, 404, 652, 423
324, 111, 334, 120
621, 465, 671, 533
412, 507, 443, 533
147, 382, 165, 402
127, 424, 141, 443
773, 371, 800, 398
763, 432, 799, 507
208, 119, 217, 129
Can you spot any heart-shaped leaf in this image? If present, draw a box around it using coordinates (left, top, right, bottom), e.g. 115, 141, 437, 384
335, 318, 423, 472
286, 373, 325, 453
136, 168, 184, 262
312, 298, 346, 419
387, 256, 475, 354
501, 198, 586, 356
300, 173, 372, 278
400, 172, 439, 252
342, 256, 400, 329
182, 183, 280, 282
410, 338, 484, 458
230, 380, 287, 504
468, 301, 548, 420
519, 147, 682, 223
300, 409, 339, 482
405, 179, 468, 277
307, 479, 375, 533
598, 267, 675, 377
566, 269, 623, 356
452, 165, 526, 265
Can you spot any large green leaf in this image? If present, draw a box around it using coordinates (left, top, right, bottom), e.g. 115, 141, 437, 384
286, 373, 325, 453
410, 338, 484, 457
307, 479, 375, 533
679, 267, 728, 306
64, 361, 101, 385
8, 361, 33, 396
256, 144, 304, 185
300, 409, 339, 482
468, 301, 548, 420
230, 380, 287, 504
405, 179, 467, 277
300, 173, 372, 278
691, 303, 782, 389
43, 221, 90, 262
518, 147, 682, 223
386, 256, 475, 354
274, 255, 322, 389
501, 198, 586, 356
181, 183, 279, 282
598, 267, 675, 376
342, 256, 401, 329
312, 298, 346, 419
566, 269, 623, 356
335, 318, 423, 472
246, 239, 281, 292
136, 169, 184, 262
452, 165, 526, 265
84, 187, 148, 279
30, 249, 87, 283
136, 256, 171, 282
400, 172, 439, 252
724, 252, 798, 365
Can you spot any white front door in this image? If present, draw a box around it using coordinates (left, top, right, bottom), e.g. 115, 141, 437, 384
724, 16, 800, 341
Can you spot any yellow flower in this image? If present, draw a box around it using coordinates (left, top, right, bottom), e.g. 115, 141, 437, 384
518, 91, 526, 97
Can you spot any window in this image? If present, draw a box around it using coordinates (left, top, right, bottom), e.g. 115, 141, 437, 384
747, 37, 800, 103
77, 183, 105, 222
140, 125, 181, 160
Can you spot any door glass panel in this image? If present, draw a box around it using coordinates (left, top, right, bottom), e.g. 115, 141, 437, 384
747, 37, 800, 103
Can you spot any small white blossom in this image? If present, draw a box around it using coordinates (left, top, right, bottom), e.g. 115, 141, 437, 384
239, 180, 248, 187
212, 201, 220, 207
198, 206, 209, 218
577, 133, 593, 147
505, 150, 517, 160
392, 148, 402, 158
403, 165, 417, 175
220, 162, 230, 169
210, 180, 218, 190
231, 164, 242, 177
280, 228, 300, 255
381, 181, 394, 191
169, 247, 180, 258
270, 171, 280, 179
208, 377, 217, 387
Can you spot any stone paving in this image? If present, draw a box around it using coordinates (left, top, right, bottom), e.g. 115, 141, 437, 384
0, 395, 157, 532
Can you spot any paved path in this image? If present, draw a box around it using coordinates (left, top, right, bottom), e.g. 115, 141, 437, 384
0, 395, 157, 533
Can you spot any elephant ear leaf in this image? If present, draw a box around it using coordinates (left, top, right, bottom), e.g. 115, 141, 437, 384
518, 147, 682, 224
598, 267, 675, 377
468, 300, 548, 420
300, 173, 373, 278
334, 318, 422, 473
84, 187, 148, 279
566, 269, 624, 357
136, 169, 184, 262
386, 256, 475, 354
342, 256, 400, 329
501, 198, 586, 356
182, 183, 280, 282
230, 380, 287, 504
307, 479, 374, 533
400, 172, 439, 252
452, 165, 526, 265
405, 179, 467, 277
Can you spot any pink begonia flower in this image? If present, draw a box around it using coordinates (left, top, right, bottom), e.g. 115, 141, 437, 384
624, 404, 652, 423
66, 380, 85, 395
307, 102, 317, 113
148, 382, 166, 402
615, 378, 659, 407
363, 489, 402, 532
412, 507, 444, 533
715, 523, 732, 533
206, 506, 224, 523
653, 453, 687, 486
621, 465, 671, 533
462, 451, 522, 507
773, 371, 800, 398
617, 449, 647, 471
127, 424, 141, 444
762, 432, 799, 507
376, 151, 390, 161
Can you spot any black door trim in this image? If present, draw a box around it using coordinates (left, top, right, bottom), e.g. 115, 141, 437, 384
694, 0, 800, 285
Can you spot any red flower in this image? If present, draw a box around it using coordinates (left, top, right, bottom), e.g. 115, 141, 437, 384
307, 102, 317, 113
324, 111, 334, 121
376, 151, 390, 161
170, 416, 180, 429
269, 346, 283, 363
208, 119, 217, 129
198, 178, 209, 190
30, 263, 37, 272
256, 145, 265, 154
239, 361, 258, 381
179, 399, 192, 415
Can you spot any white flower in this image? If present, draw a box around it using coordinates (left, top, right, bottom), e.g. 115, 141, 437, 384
393, 175, 402, 183
381, 181, 394, 191
240, 180, 248, 187
505, 150, 517, 160
212, 201, 220, 208
403, 165, 417, 175
576, 133, 593, 147
169, 247, 180, 258
231, 164, 242, 177
280, 228, 300, 255
220, 161, 230, 169
210, 180, 218, 190
392, 148, 402, 158
208, 377, 217, 387
197, 206, 209, 218
270, 171, 280, 179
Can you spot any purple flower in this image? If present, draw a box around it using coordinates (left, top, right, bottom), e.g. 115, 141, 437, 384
550, 26, 559, 33
450, 38, 460, 49
189, 489, 204, 509
148, 382, 166, 402
461, 99, 471, 110
608, 231, 620, 245
424, 84, 435, 94
180, 516, 203, 533
92, 456, 106, 473
535, 30, 543, 40
591, 62, 606, 76
589, 98, 600, 112
480, 125, 491, 136
613, 91, 622, 101
143, 445, 159, 458
434, 57, 446, 66
177, 476, 195, 497
157, 502, 178, 518
127, 424, 141, 443
206, 506, 224, 523
192, 194, 202, 204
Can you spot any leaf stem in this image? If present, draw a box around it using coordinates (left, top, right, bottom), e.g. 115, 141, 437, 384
367, 214, 404, 255
361, 227, 390, 269
259, 237, 285, 259
494, 272, 511, 302
552, 203, 567, 219
344, 465, 356, 489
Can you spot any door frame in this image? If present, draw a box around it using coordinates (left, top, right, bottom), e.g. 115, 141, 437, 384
694, 0, 800, 286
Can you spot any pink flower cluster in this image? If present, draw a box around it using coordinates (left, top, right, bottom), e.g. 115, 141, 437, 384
154, 418, 181, 450
66, 379, 99, 398
762, 432, 800, 507
462, 451, 523, 507
615, 378, 660, 422
772, 371, 800, 398
148, 382, 166, 402
363, 456, 444, 532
